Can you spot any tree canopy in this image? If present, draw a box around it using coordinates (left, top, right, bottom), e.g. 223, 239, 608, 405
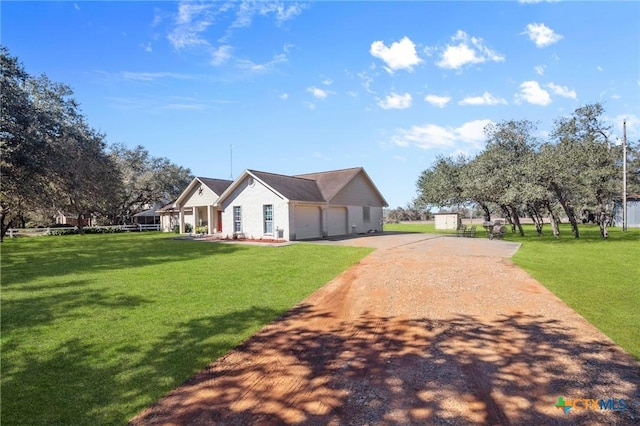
0, 47, 193, 240
415, 104, 637, 238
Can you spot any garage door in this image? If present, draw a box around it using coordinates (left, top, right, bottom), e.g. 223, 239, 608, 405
328, 207, 347, 236
294, 206, 321, 240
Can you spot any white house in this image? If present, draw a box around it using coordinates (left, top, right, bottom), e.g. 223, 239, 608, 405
216, 167, 388, 241
173, 177, 234, 235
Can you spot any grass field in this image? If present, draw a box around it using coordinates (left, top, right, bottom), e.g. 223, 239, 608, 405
3, 225, 638, 424
386, 222, 640, 360
1, 233, 372, 425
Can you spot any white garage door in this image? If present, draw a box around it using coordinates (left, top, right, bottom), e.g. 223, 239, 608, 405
328, 207, 347, 236
294, 206, 321, 240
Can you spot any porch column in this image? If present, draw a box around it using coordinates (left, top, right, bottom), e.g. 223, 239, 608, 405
179, 208, 185, 234
193, 207, 199, 232
207, 206, 213, 234
321, 205, 328, 238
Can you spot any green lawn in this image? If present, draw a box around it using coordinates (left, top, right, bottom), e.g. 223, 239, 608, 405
1, 233, 372, 425
386, 222, 640, 360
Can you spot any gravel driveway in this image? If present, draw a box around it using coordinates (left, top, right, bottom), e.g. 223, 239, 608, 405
131, 233, 639, 425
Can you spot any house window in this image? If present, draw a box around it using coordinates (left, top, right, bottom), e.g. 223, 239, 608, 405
264, 204, 273, 234
363, 206, 370, 223
233, 206, 242, 233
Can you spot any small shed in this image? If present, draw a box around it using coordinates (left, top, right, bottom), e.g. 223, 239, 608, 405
613, 196, 640, 228
434, 212, 460, 230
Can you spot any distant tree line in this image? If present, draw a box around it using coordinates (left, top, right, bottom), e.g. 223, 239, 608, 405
415, 104, 640, 238
384, 206, 432, 223
1, 47, 193, 241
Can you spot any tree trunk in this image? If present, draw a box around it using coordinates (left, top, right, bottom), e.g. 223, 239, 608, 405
509, 205, 524, 236
527, 204, 544, 236
551, 182, 580, 238
480, 203, 491, 222
499, 204, 514, 229
0, 210, 8, 242
544, 200, 560, 238
596, 196, 609, 239
76, 213, 85, 234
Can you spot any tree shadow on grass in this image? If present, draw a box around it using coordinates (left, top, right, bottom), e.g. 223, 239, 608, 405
131, 306, 640, 425
1, 280, 153, 332
1, 234, 247, 286
1, 305, 288, 425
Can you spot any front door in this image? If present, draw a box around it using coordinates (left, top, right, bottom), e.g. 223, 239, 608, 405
217, 210, 222, 232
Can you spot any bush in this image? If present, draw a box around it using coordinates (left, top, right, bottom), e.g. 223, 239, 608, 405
195, 226, 208, 234
184, 223, 193, 233
48, 228, 77, 236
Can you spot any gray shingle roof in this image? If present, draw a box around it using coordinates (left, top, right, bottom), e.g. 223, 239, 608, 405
249, 170, 325, 202
295, 167, 362, 201
198, 177, 234, 196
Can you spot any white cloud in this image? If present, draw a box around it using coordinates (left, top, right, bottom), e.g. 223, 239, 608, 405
534, 65, 545, 75
522, 23, 563, 48
459, 91, 507, 106
307, 86, 329, 100
378, 92, 412, 110
370, 36, 422, 73
435, 30, 505, 70
424, 94, 451, 108
232, 1, 307, 28
106, 95, 228, 112
312, 151, 331, 161
119, 71, 193, 82
321, 78, 333, 86
168, 2, 215, 49
456, 120, 493, 148
152, 9, 163, 27
597, 66, 603, 72
547, 83, 577, 99
211, 45, 233, 66
236, 51, 287, 73
167, 1, 304, 74
515, 81, 552, 106
358, 72, 375, 94
279, 93, 289, 100
391, 119, 493, 150
611, 114, 639, 140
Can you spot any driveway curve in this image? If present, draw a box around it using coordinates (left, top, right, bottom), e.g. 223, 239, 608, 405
131, 233, 639, 425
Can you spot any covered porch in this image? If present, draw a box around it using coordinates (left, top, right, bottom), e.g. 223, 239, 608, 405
179, 205, 223, 235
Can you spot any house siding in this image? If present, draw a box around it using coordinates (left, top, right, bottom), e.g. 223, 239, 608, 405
182, 184, 219, 208
345, 205, 384, 234
330, 174, 385, 207
220, 176, 290, 239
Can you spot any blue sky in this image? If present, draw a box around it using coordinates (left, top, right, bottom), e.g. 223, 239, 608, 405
3, 1, 639, 208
